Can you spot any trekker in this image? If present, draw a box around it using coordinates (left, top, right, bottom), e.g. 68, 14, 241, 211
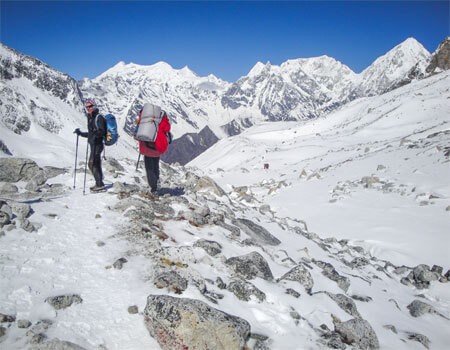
74, 99, 106, 192
136, 108, 171, 195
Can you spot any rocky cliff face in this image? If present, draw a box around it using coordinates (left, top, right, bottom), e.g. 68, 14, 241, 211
0, 44, 84, 135
426, 37, 450, 74
161, 126, 219, 165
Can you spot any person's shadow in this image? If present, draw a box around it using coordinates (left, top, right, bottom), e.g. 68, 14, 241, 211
158, 187, 185, 196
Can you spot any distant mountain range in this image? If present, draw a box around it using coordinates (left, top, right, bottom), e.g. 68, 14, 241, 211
0, 37, 448, 164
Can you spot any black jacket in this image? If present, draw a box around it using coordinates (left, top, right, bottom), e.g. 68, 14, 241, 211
80, 109, 106, 145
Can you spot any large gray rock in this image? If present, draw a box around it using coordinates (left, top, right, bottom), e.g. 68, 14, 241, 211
233, 218, 281, 246
193, 238, 223, 256
335, 318, 379, 349
0, 158, 41, 182
326, 293, 361, 318
407, 300, 436, 317
193, 176, 227, 197
45, 294, 83, 310
225, 251, 274, 281
227, 278, 266, 302
278, 264, 314, 293
144, 295, 250, 350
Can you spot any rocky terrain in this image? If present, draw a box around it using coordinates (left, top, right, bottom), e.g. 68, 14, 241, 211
0, 154, 449, 349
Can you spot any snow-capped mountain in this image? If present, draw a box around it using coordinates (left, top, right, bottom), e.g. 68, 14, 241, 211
0, 37, 446, 165
358, 37, 430, 96
222, 55, 360, 122
79, 60, 232, 139
0, 44, 84, 136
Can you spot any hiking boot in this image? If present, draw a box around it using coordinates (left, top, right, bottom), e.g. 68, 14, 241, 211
91, 185, 106, 192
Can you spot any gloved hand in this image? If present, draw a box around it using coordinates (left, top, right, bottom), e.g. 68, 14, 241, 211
74, 128, 81, 136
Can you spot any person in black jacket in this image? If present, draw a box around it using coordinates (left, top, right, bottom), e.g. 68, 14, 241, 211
74, 99, 106, 191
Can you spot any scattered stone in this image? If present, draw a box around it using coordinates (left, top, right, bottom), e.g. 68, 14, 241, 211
227, 278, 266, 302
278, 264, 314, 293
193, 239, 222, 256
30, 333, 47, 345
128, 306, 139, 314
216, 277, 226, 289
0, 313, 16, 322
431, 265, 443, 274
96, 241, 106, 247
314, 260, 350, 292
0, 326, 5, 337
21, 219, 37, 232
351, 295, 373, 302
10, 202, 32, 220
383, 325, 397, 334
349, 257, 370, 268
0, 158, 41, 182
143, 294, 250, 350
327, 293, 361, 318
0, 212, 11, 227
285, 288, 301, 298
154, 270, 188, 294
26, 319, 53, 336
232, 218, 281, 246
17, 319, 32, 328
45, 294, 83, 310
95, 214, 101, 219
225, 251, 273, 281
407, 300, 436, 317
335, 318, 379, 349
113, 257, 128, 269
0, 182, 18, 193
406, 332, 430, 349
193, 176, 227, 197
31, 338, 87, 350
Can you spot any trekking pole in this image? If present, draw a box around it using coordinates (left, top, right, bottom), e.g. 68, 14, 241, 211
136, 153, 141, 171
83, 141, 89, 195
73, 134, 79, 189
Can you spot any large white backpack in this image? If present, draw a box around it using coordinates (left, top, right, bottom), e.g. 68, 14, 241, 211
135, 103, 165, 142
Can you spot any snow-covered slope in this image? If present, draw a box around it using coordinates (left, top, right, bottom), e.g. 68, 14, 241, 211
190, 70, 450, 267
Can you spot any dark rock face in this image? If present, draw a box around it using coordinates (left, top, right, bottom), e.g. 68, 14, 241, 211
0, 43, 85, 135
143, 294, 251, 350
426, 37, 450, 73
162, 126, 219, 165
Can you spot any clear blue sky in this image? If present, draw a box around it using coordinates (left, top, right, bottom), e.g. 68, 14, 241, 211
1, 1, 448, 82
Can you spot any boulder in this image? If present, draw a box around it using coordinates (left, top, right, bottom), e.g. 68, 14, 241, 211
278, 264, 314, 293
225, 251, 273, 281
335, 318, 379, 349
0, 158, 41, 182
232, 218, 281, 246
144, 295, 250, 350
